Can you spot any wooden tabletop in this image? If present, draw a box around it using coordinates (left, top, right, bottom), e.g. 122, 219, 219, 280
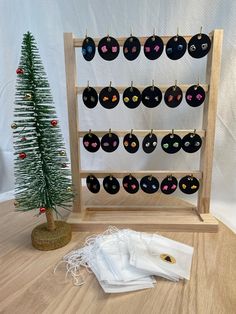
0, 198, 235, 314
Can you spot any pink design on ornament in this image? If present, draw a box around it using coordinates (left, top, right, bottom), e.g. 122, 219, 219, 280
91, 142, 98, 148
131, 184, 136, 190
171, 184, 177, 190
131, 46, 137, 53
162, 185, 168, 191
101, 45, 108, 53
145, 46, 151, 52
196, 94, 203, 100
84, 141, 89, 147
187, 95, 192, 101
113, 141, 117, 147
112, 46, 117, 53
124, 183, 128, 188
154, 45, 160, 52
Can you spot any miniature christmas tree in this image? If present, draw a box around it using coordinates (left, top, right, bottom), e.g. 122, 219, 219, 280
12, 32, 73, 250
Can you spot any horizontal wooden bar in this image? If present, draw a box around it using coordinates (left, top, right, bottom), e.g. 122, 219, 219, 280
73, 34, 213, 47
76, 84, 209, 94
78, 129, 206, 138
80, 170, 202, 179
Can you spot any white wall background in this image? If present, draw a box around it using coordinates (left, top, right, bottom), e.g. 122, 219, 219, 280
0, 0, 235, 232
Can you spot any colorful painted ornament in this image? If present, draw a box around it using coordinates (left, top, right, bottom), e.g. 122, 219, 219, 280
161, 176, 178, 194
142, 132, 158, 153
188, 33, 211, 58
16, 68, 24, 74
123, 132, 139, 153
123, 175, 139, 194
103, 175, 120, 194
161, 133, 182, 154
140, 175, 159, 194
101, 131, 119, 153
11, 123, 17, 129
86, 175, 100, 193
50, 120, 58, 127
82, 86, 98, 109
185, 85, 205, 107
98, 36, 120, 61
83, 132, 100, 153
144, 35, 164, 60
123, 36, 141, 61
166, 35, 187, 60
142, 85, 162, 108
99, 86, 120, 109
182, 132, 202, 153
123, 85, 141, 109
179, 175, 200, 194
19, 152, 26, 159
164, 85, 183, 108
39, 207, 46, 214
82, 37, 96, 61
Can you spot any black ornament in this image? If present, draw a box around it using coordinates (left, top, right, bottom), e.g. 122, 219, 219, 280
103, 176, 120, 194
182, 132, 202, 153
82, 37, 96, 61
101, 132, 119, 152
123, 175, 139, 194
140, 175, 159, 194
142, 85, 162, 108
82, 87, 98, 109
123, 132, 139, 153
166, 35, 187, 60
98, 36, 120, 61
83, 132, 100, 153
179, 175, 200, 194
99, 86, 120, 109
143, 35, 164, 60
142, 132, 158, 153
188, 33, 211, 58
123, 86, 141, 109
86, 175, 100, 193
123, 36, 141, 61
164, 85, 183, 108
161, 133, 182, 154
185, 85, 205, 107
160, 176, 178, 194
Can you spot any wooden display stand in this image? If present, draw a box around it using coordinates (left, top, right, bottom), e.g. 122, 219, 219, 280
64, 29, 223, 232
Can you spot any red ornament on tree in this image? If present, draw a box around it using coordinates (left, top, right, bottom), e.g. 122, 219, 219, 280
16, 68, 24, 75
50, 120, 58, 127
21, 136, 27, 141
19, 152, 26, 159
39, 207, 46, 214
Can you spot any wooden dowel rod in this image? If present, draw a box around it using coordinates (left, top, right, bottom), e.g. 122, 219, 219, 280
73, 34, 213, 47
80, 170, 202, 179
78, 129, 206, 138
76, 84, 209, 94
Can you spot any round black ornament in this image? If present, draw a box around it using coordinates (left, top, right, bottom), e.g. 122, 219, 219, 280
142, 132, 158, 153
144, 35, 164, 60
123, 175, 139, 194
188, 33, 211, 58
103, 176, 120, 194
142, 85, 162, 108
98, 36, 120, 61
182, 132, 202, 153
123, 36, 141, 61
123, 86, 141, 109
101, 132, 119, 152
99, 86, 120, 109
164, 85, 183, 108
82, 37, 96, 61
123, 132, 139, 153
185, 85, 205, 107
179, 175, 199, 194
161, 133, 182, 154
82, 87, 98, 109
160, 176, 178, 194
86, 175, 100, 193
140, 175, 159, 194
83, 132, 100, 153
166, 35, 187, 60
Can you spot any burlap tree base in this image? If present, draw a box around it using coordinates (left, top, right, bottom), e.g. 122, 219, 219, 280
31, 221, 72, 250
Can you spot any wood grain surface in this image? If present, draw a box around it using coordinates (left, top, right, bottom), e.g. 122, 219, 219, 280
0, 198, 235, 314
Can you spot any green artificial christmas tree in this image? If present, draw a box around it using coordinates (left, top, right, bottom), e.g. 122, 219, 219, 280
12, 32, 73, 250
